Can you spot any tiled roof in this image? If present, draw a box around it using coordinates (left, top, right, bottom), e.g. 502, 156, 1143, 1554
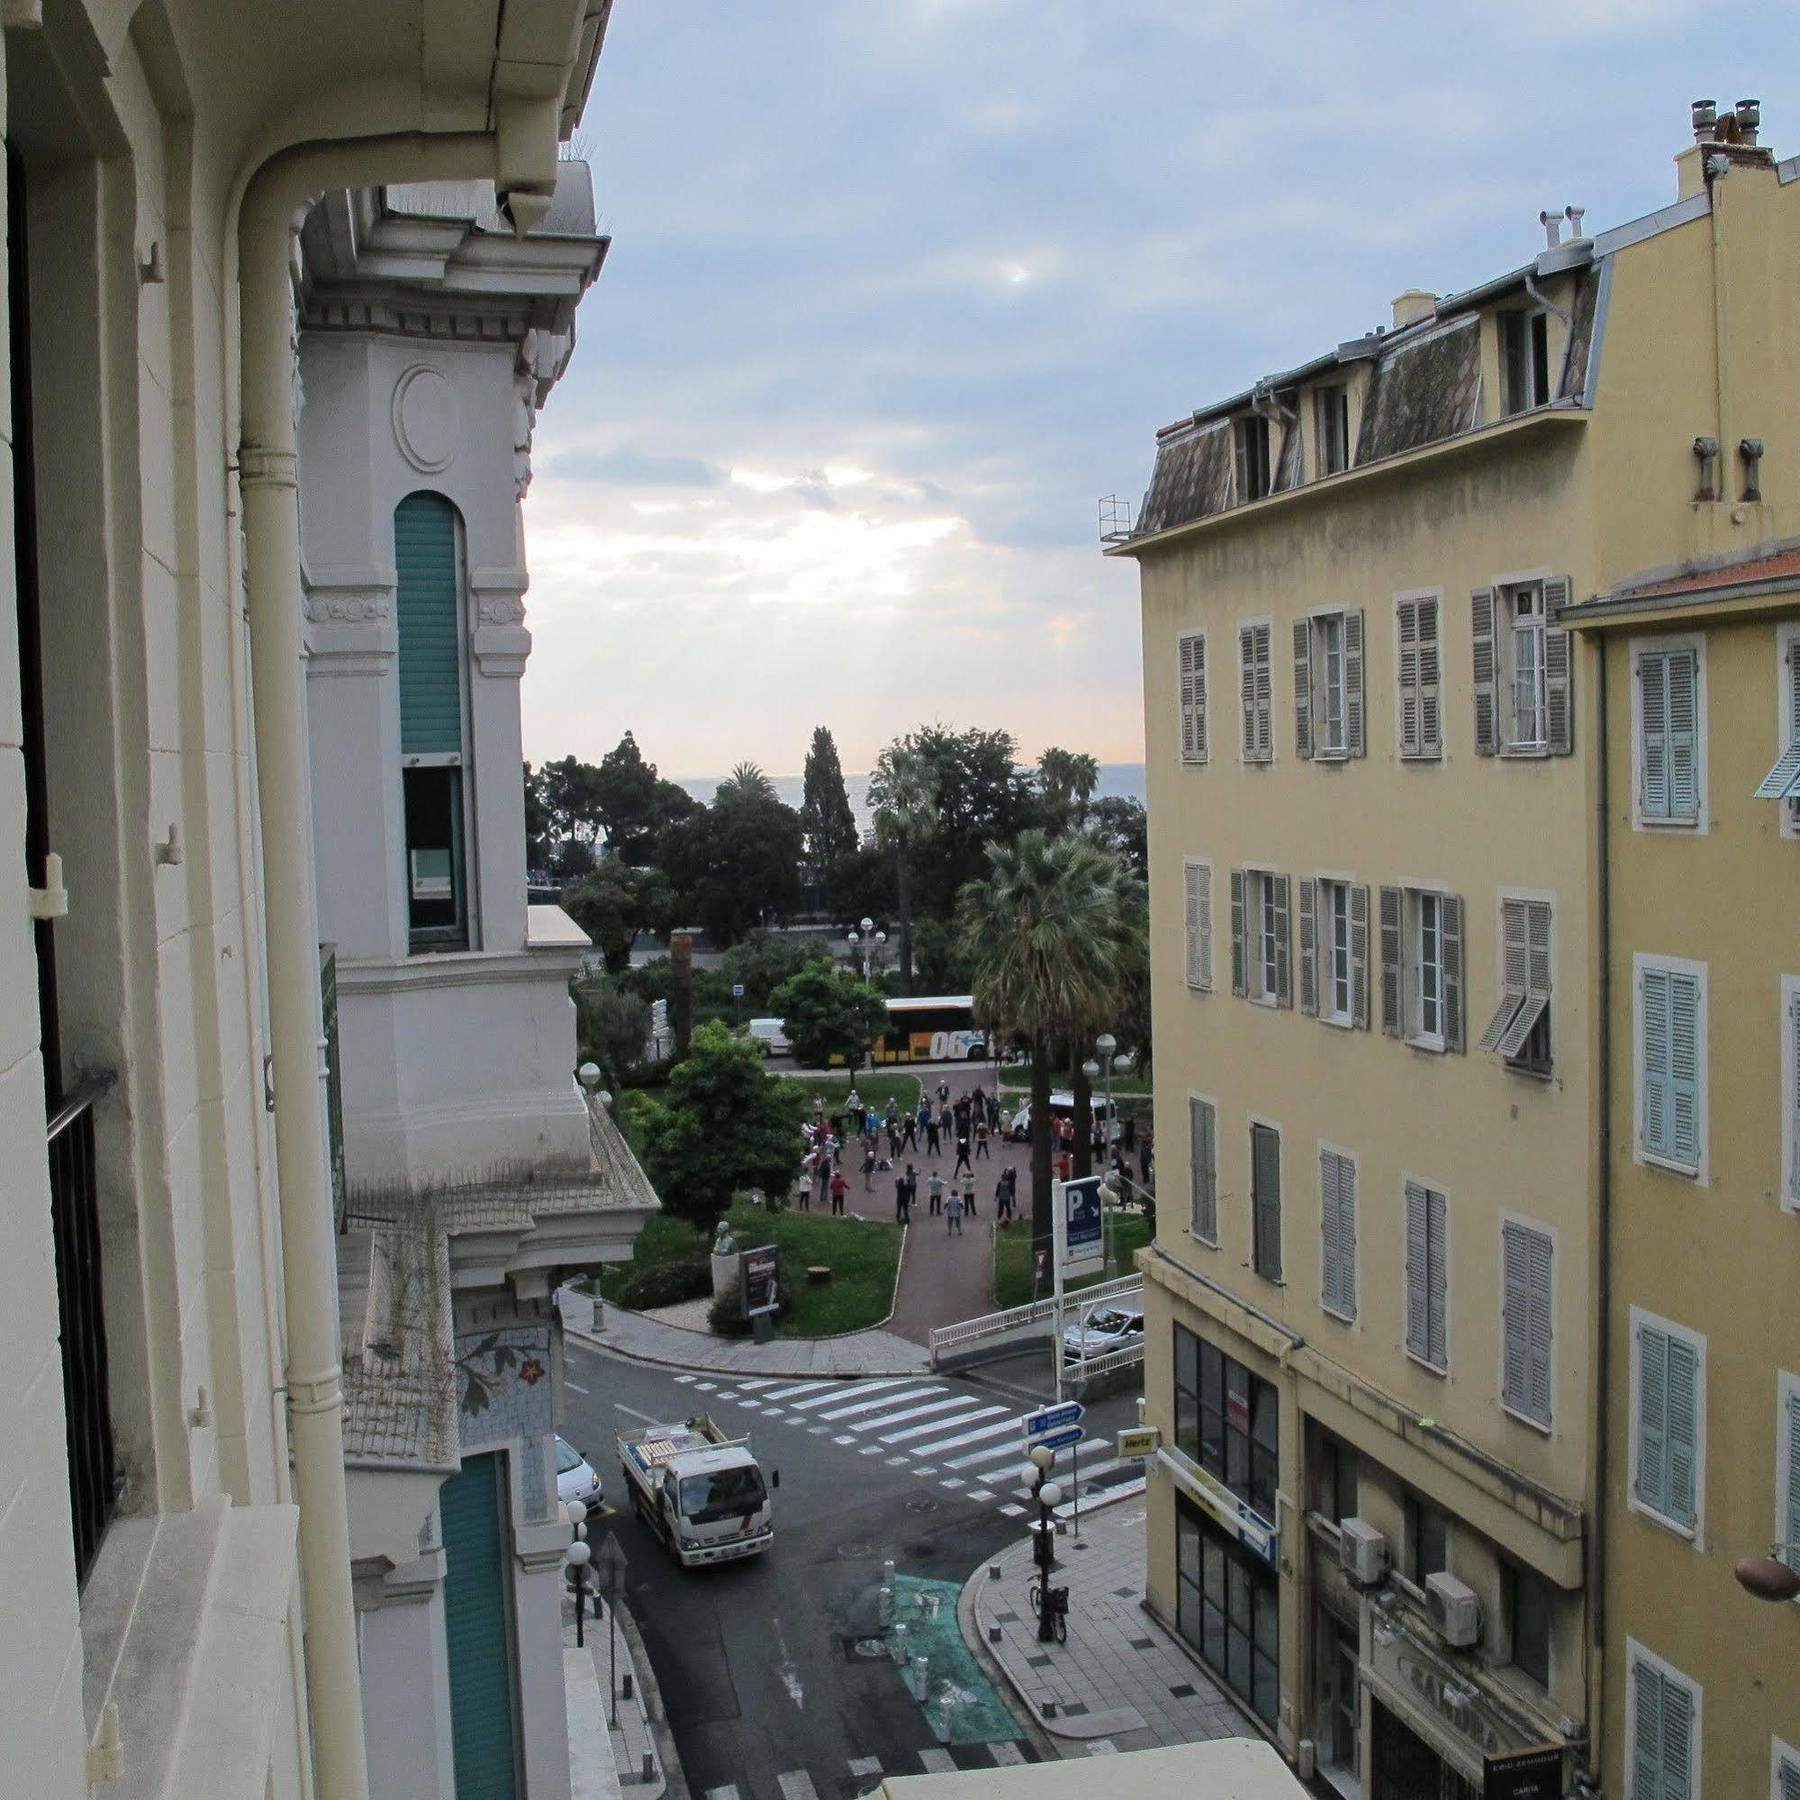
1617, 547, 1800, 600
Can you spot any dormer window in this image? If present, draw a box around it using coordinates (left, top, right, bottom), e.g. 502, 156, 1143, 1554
1314, 386, 1350, 476
1234, 414, 1272, 502
1500, 308, 1551, 415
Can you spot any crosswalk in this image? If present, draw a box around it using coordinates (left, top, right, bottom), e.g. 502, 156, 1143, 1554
704, 1737, 1042, 1800
667, 1370, 1146, 1521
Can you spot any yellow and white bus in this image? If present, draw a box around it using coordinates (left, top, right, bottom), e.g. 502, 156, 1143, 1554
870, 995, 990, 1065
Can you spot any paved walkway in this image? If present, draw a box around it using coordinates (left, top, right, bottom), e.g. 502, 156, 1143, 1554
564, 1592, 674, 1800
961, 1495, 1249, 1757
564, 1297, 929, 1376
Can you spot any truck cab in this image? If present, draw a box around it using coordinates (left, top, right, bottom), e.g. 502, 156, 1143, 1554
619, 1416, 775, 1567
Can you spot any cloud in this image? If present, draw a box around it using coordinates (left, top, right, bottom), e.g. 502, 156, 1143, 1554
543, 447, 726, 487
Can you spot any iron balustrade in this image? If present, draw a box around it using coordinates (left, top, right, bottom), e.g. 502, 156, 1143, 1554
47, 1072, 120, 1584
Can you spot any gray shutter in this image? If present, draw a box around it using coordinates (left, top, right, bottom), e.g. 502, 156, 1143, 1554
1543, 576, 1574, 754
1339, 1157, 1357, 1318
1350, 884, 1370, 1030
1667, 648, 1699, 820
1502, 1223, 1552, 1426
1272, 874, 1292, 1008
1239, 625, 1258, 761
1298, 878, 1318, 1017
1479, 899, 1529, 1054
1184, 864, 1204, 989
1179, 633, 1208, 765
1418, 597, 1442, 755
1660, 1671, 1694, 1798
1255, 624, 1274, 760
1344, 608, 1365, 756
1629, 1658, 1664, 1800
1293, 618, 1314, 760
1189, 1097, 1217, 1241
1319, 1152, 1341, 1314
1665, 1335, 1699, 1526
1321, 1152, 1356, 1319
1669, 974, 1701, 1169
1641, 967, 1672, 1159
1425, 1188, 1448, 1368
1251, 1124, 1282, 1280
1791, 991, 1800, 1206
1640, 648, 1670, 817
1499, 900, 1553, 1058
1441, 893, 1464, 1053
1471, 587, 1498, 756
1379, 886, 1403, 1037
1397, 599, 1420, 757
1404, 1180, 1431, 1359
1526, 1229, 1553, 1426
1635, 1321, 1669, 1513
1785, 1386, 1800, 1568
1230, 869, 1247, 996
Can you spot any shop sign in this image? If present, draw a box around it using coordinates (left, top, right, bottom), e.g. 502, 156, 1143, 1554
1116, 1425, 1160, 1460
1156, 1445, 1276, 1566
1367, 1622, 1522, 1782
741, 1245, 780, 1318
1052, 1176, 1105, 1277
1484, 1745, 1565, 1799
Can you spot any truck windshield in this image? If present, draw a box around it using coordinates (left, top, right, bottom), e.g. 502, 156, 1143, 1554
679, 1467, 767, 1523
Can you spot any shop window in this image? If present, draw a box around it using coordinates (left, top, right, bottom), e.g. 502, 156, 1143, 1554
1403, 1490, 1450, 1585
1506, 1561, 1552, 1688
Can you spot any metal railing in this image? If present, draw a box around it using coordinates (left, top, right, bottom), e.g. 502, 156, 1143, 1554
320, 944, 346, 1233
928, 1273, 1144, 1365
47, 1072, 120, 1585
1064, 1340, 1146, 1382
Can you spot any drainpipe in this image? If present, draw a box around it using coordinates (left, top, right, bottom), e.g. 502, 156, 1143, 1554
1587, 639, 1612, 1783
238, 129, 507, 1800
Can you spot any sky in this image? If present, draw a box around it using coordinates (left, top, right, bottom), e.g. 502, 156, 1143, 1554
517, 0, 1797, 780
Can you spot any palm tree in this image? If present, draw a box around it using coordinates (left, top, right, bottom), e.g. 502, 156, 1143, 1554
1036, 747, 1103, 831
716, 761, 778, 805
959, 829, 1143, 1265
868, 746, 937, 992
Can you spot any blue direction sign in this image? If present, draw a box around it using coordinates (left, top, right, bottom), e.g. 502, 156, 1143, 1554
1030, 1424, 1085, 1453
1025, 1401, 1085, 1440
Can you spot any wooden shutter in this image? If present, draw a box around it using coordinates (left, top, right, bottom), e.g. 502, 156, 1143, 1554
1239, 625, 1258, 760
1543, 577, 1573, 754
1791, 990, 1800, 1205
1404, 1180, 1431, 1360
1344, 608, 1365, 756
1425, 1187, 1448, 1368
1785, 1386, 1800, 1572
1298, 878, 1318, 1016
1251, 1124, 1282, 1280
1350, 885, 1369, 1029
1497, 900, 1551, 1060
1230, 869, 1247, 996
1502, 1223, 1553, 1427
1666, 648, 1699, 819
1669, 973, 1702, 1169
1272, 874, 1292, 1008
1754, 635, 1800, 798
1293, 619, 1314, 760
1189, 1097, 1217, 1241
1320, 1151, 1355, 1319
1665, 1335, 1699, 1527
1471, 588, 1498, 755
1480, 899, 1530, 1053
1641, 967, 1673, 1160
395, 492, 464, 757
1441, 893, 1465, 1053
1636, 1320, 1670, 1513
1640, 649, 1670, 817
1379, 886, 1403, 1037
441, 1453, 521, 1795
1179, 632, 1208, 765
1184, 863, 1208, 990
1397, 599, 1421, 757
1418, 597, 1441, 754
1254, 624, 1274, 760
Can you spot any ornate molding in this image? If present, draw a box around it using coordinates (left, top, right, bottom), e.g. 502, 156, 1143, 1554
392, 362, 459, 475
477, 594, 526, 627
306, 591, 390, 624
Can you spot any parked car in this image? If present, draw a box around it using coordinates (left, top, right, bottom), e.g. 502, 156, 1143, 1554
1061, 1303, 1146, 1363
746, 1017, 790, 1056
1004, 1093, 1119, 1144
556, 1435, 603, 1511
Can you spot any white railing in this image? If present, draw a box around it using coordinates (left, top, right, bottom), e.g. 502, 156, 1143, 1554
928, 1274, 1144, 1365
1064, 1340, 1146, 1382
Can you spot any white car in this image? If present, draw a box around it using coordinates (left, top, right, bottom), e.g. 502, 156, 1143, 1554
747, 1017, 791, 1056
556, 1435, 603, 1511
1061, 1304, 1146, 1363
1005, 1093, 1119, 1144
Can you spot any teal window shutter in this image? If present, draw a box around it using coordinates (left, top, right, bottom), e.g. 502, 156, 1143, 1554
1668, 973, 1701, 1169
395, 492, 464, 757
1664, 1336, 1699, 1528
1636, 1322, 1669, 1516
440, 1454, 520, 1797
1641, 968, 1672, 1159
1640, 650, 1670, 817
1630, 1657, 1664, 1798
1666, 649, 1699, 820
1786, 1387, 1800, 1573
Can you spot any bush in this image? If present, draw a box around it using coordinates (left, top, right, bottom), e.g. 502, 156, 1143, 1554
617, 1253, 713, 1311
705, 1252, 799, 1337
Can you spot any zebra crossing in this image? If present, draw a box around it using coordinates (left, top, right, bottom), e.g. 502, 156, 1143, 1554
667, 1370, 1145, 1519
703, 1737, 1040, 1800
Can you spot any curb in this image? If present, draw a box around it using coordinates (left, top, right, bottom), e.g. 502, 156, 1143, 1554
954, 1556, 1061, 1764
618, 1598, 688, 1800
562, 1318, 930, 1379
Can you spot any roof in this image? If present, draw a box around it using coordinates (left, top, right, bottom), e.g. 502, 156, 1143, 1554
878, 1740, 1307, 1799
885, 995, 976, 1012
1618, 546, 1800, 600
1561, 540, 1800, 624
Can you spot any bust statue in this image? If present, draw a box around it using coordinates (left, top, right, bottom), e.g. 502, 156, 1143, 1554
711, 1219, 737, 1257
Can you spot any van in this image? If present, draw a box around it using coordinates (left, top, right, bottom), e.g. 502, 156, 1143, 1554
747, 1017, 790, 1057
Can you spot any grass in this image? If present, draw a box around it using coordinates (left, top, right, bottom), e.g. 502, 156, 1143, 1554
781, 1070, 922, 1117
991, 1211, 1153, 1310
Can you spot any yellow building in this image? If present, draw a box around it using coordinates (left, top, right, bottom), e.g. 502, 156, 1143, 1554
1563, 550, 1800, 1800
1110, 101, 1799, 1798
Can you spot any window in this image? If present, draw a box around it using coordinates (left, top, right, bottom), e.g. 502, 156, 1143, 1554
1404, 1180, 1449, 1372
1785, 977, 1800, 1213
1380, 886, 1464, 1051
1250, 1122, 1282, 1282
1402, 1490, 1450, 1584
1183, 860, 1213, 992
1778, 1374, 1800, 1598
396, 491, 472, 951
1235, 413, 1273, 501
1238, 622, 1274, 762
1472, 580, 1573, 757
1178, 630, 1209, 765
1636, 640, 1704, 827
1478, 897, 1554, 1074
1230, 869, 1291, 1006
1189, 1096, 1218, 1243
1637, 957, 1706, 1177
1175, 1328, 1280, 1521
1500, 307, 1551, 415
1395, 592, 1443, 760
1777, 1740, 1800, 1800
1315, 385, 1350, 476
1318, 1437, 1359, 1524
1755, 625, 1800, 825
1293, 608, 1365, 761
1631, 1309, 1704, 1535
1627, 1644, 1699, 1800
1319, 1148, 1357, 1321
1501, 1220, 1554, 1430
1300, 878, 1366, 1027
1506, 1563, 1553, 1687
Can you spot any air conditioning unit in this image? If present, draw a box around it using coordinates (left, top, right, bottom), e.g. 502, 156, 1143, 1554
1425, 1571, 1482, 1648
1339, 1517, 1389, 1586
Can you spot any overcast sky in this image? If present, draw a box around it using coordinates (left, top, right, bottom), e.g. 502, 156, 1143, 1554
517, 0, 1794, 780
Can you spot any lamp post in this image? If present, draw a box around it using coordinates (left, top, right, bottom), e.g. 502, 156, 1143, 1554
1095, 1033, 1118, 1273
1734, 1542, 1800, 1602
1020, 1444, 1066, 1641
565, 1500, 592, 1648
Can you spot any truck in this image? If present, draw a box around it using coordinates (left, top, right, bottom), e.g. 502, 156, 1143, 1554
616, 1415, 776, 1568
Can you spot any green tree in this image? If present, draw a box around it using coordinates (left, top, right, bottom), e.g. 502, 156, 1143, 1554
524, 762, 552, 871
769, 962, 889, 1069
573, 985, 653, 1085
658, 792, 805, 946
958, 829, 1143, 1259
563, 861, 677, 974
1036, 746, 1101, 828
910, 916, 972, 994
891, 724, 1034, 919
634, 1022, 807, 1227
536, 754, 607, 876
798, 726, 859, 883
868, 746, 938, 992
716, 761, 779, 805
824, 842, 896, 927
591, 732, 663, 865
722, 928, 832, 1010
1085, 795, 1147, 874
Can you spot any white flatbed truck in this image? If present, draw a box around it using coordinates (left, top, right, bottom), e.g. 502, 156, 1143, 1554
616, 1415, 775, 1568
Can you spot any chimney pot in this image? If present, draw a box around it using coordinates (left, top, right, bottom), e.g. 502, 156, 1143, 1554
1735, 98, 1761, 146
1391, 289, 1435, 330
1692, 98, 1718, 142
1564, 205, 1587, 241
1539, 209, 1563, 249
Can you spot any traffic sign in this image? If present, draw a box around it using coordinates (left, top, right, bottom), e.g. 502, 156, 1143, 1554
1025, 1401, 1084, 1439
1029, 1424, 1085, 1453
732, 983, 746, 998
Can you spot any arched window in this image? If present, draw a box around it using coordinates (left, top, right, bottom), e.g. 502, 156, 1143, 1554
395, 491, 471, 949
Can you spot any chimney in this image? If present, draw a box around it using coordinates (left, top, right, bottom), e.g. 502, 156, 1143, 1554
1391, 289, 1435, 330
1679, 95, 1773, 197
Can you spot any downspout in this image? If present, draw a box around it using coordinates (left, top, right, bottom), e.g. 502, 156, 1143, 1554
238, 130, 498, 1800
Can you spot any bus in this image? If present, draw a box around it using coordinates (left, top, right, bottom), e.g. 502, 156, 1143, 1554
870, 995, 989, 1065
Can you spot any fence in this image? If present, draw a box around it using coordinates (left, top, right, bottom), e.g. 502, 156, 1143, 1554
927, 1273, 1144, 1367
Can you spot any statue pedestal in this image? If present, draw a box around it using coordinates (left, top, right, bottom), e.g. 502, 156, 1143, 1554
711, 1249, 739, 1300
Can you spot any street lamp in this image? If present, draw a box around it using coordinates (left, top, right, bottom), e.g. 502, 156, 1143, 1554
1734, 1543, 1800, 1603
565, 1500, 592, 1647
847, 916, 885, 980
1021, 1443, 1068, 1642
1095, 1032, 1118, 1273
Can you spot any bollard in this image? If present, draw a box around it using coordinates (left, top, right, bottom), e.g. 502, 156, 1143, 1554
893, 1623, 909, 1665
878, 1584, 894, 1626
988, 1563, 1001, 1581
988, 1624, 1003, 1643
621, 1672, 634, 1702
915, 1589, 930, 1616
641, 1753, 655, 1782
912, 1653, 929, 1704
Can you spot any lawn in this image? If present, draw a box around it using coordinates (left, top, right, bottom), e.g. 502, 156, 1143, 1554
782, 1070, 922, 1119
991, 1212, 1153, 1310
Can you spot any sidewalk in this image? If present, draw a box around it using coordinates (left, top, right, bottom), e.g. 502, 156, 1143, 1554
961, 1495, 1248, 1757
563, 1589, 681, 1800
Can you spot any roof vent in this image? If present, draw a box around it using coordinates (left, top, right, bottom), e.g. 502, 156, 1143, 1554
1391, 290, 1435, 330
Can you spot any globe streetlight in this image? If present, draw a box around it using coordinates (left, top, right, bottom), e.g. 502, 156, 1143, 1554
565, 1500, 592, 1647
1095, 1032, 1119, 1272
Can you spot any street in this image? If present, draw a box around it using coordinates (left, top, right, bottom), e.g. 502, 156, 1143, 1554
561, 1341, 1144, 1799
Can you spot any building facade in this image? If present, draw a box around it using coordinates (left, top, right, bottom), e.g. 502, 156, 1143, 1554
1115, 103, 1799, 1799
1564, 551, 1800, 1800
3, 4, 610, 1796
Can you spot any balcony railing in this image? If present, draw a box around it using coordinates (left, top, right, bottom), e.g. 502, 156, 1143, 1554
47, 1071, 121, 1585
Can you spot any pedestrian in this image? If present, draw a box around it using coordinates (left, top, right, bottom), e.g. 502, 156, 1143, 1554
954, 1096, 970, 1139
925, 1109, 941, 1156
904, 1163, 919, 1221
993, 1171, 1008, 1223
916, 1098, 930, 1142
1005, 1164, 1019, 1219
963, 1173, 977, 1218
830, 1168, 847, 1216
945, 1187, 964, 1235
847, 1087, 863, 1134
1057, 1147, 1072, 1184
986, 1092, 1000, 1133
894, 1169, 911, 1223
974, 1117, 991, 1160
953, 1134, 973, 1178
862, 1142, 877, 1191
1139, 1129, 1154, 1185
927, 1169, 945, 1215
887, 1119, 901, 1160
937, 1077, 949, 1108
901, 1110, 917, 1152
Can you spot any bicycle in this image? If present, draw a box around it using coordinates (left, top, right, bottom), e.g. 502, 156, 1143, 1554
1027, 1579, 1070, 1643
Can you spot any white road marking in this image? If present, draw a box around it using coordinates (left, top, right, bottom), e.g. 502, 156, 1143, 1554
859, 1445, 883, 1456
939, 1477, 966, 1489
613, 1401, 665, 1425
775, 1616, 804, 1710
848, 1756, 883, 1778
1056, 1474, 1146, 1517
776, 1772, 819, 1800
989, 1742, 1027, 1765
693, 1381, 718, 1392
737, 1378, 778, 1390
564, 1380, 589, 1395
967, 1489, 995, 1502
851, 1395, 972, 1433
832, 1435, 858, 1445
814, 1385, 942, 1423
918, 1749, 956, 1774
908, 1413, 1026, 1456
763, 1380, 835, 1400
705, 1786, 740, 1800
878, 1405, 1008, 1448
1087, 1740, 1120, 1755
999, 1503, 1027, 1517
674, 1374, 698, 1385
943, 1438, 1034, 1472
787, 1379, 914, 1411
807, 1426, 830, 1436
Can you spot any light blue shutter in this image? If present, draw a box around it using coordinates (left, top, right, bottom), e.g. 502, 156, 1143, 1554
1640, 650, 1670, 817
1791, 992, 1800, 1206
1664, 1336, 1698, 1529
1189, 1098, 1217, 1241
440, 1454, 520, 1797
1785, 1387, 1800, 1567
1668, 974, 1701, 1169
1666, 649, 1698, 820
1641, 969, 1672, 1159
395, 492, 464, 757
1658, 1667, 1694, 1800
1630, 1657, 1662, 1799
1636, 1322, 1670, 1515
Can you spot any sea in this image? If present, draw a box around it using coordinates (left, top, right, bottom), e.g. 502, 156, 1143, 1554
675, 762, 1147, 837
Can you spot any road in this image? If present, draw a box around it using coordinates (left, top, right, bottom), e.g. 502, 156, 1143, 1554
561, 1341, 1144, 1799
